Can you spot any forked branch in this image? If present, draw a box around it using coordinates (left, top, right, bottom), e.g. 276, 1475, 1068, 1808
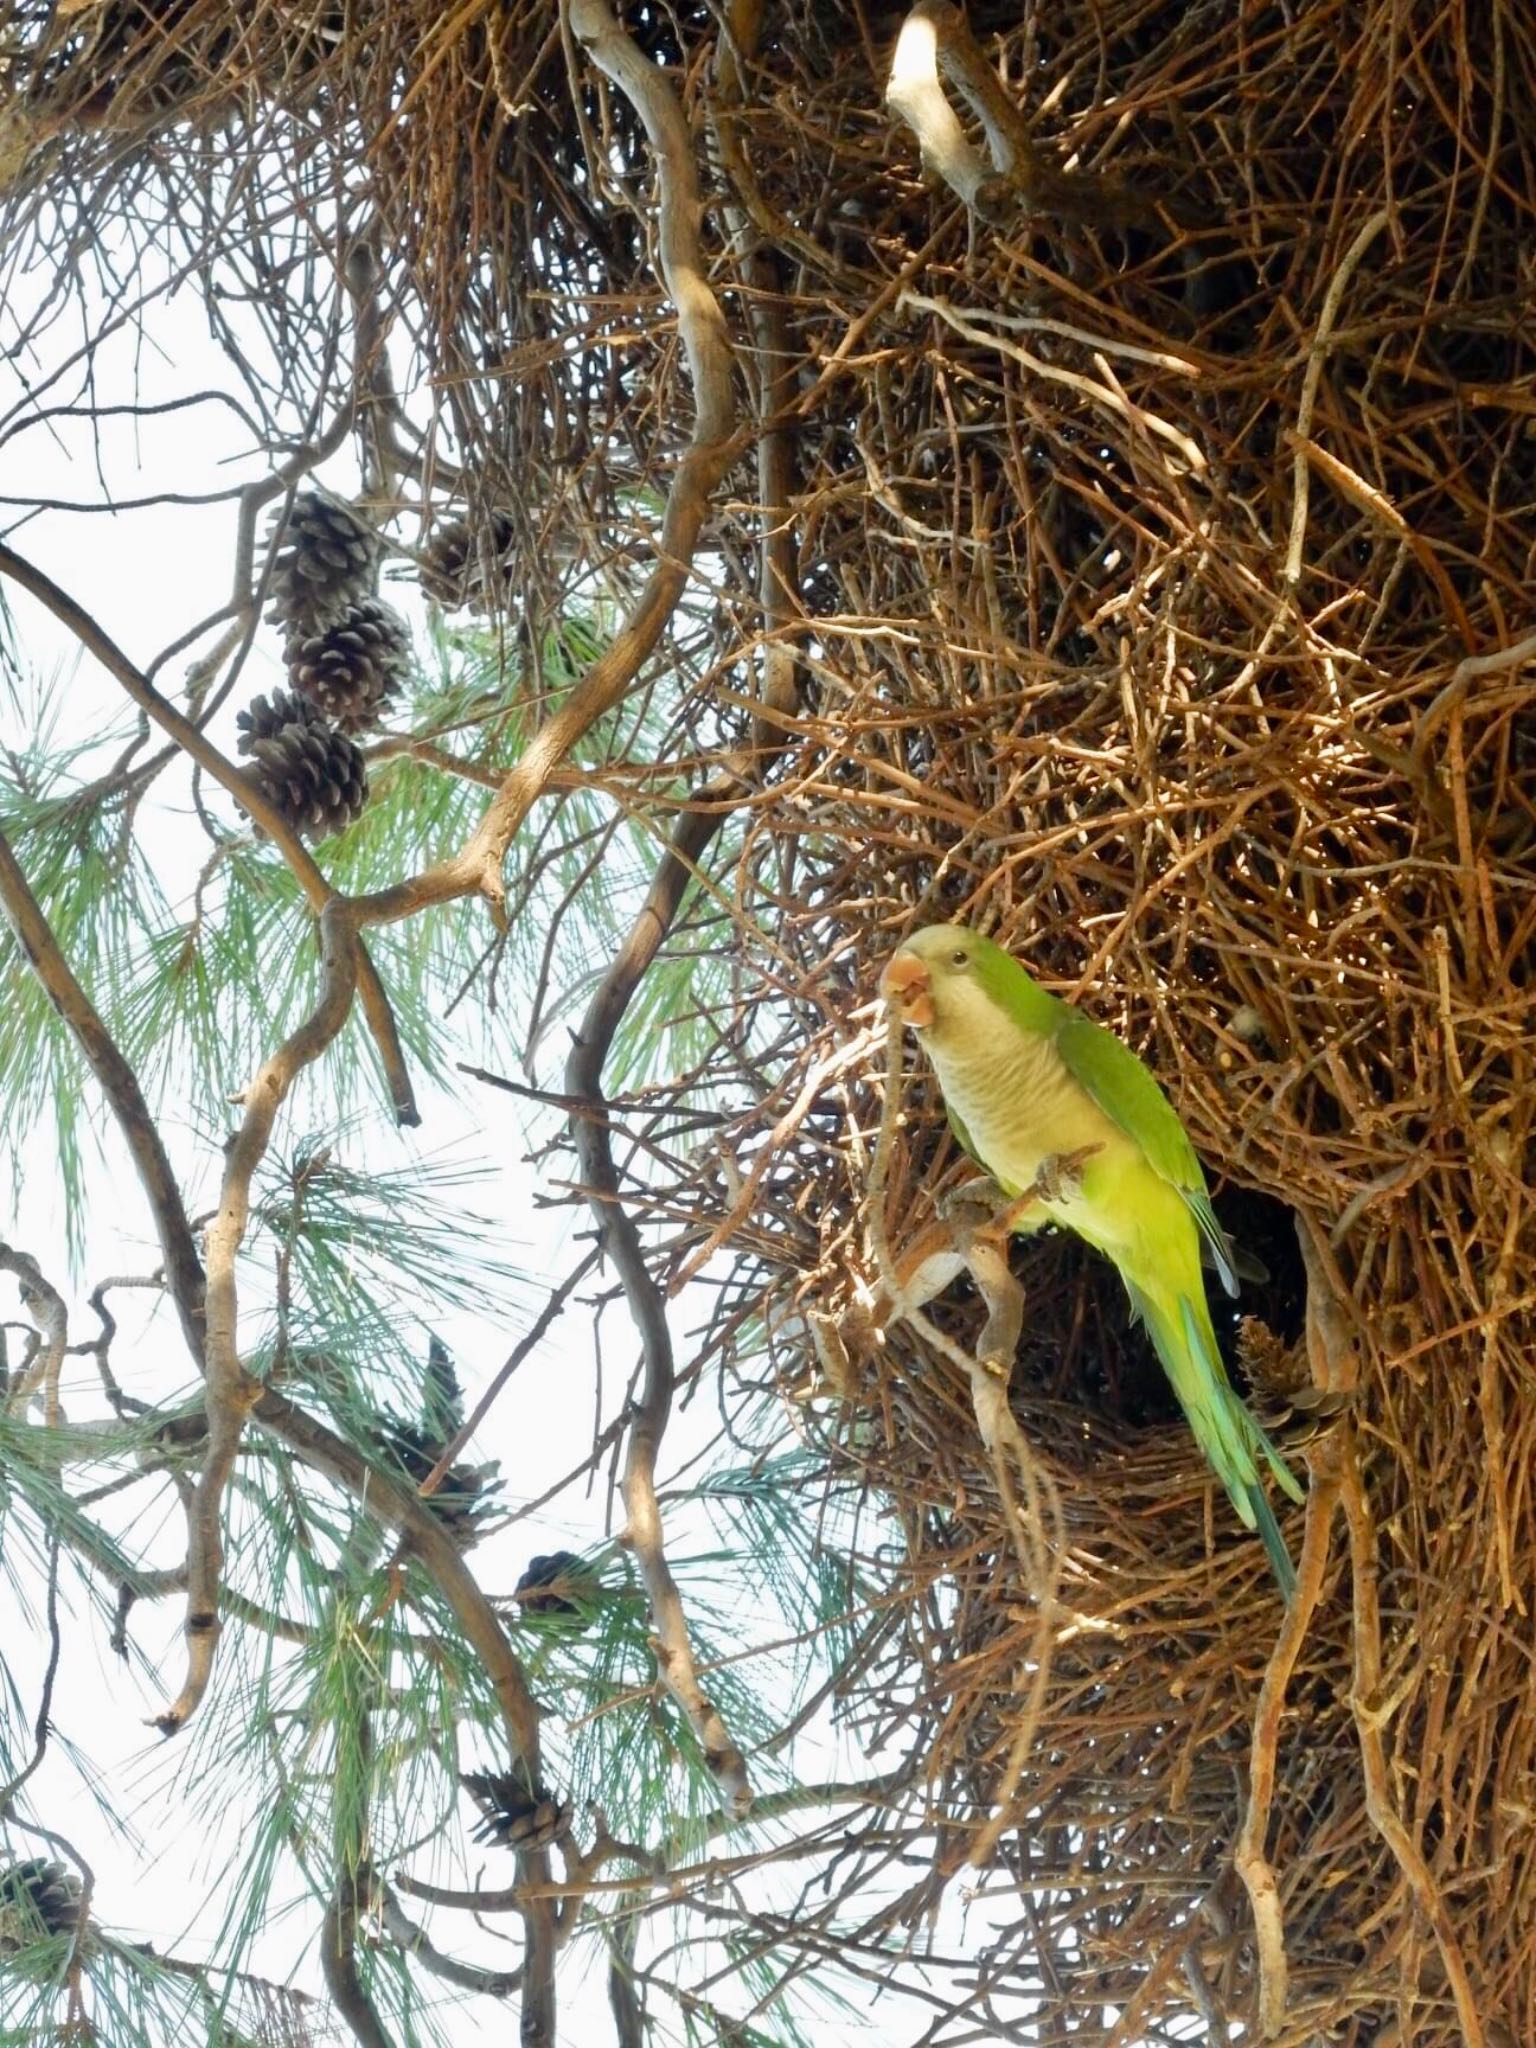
886, 0, 1167, 232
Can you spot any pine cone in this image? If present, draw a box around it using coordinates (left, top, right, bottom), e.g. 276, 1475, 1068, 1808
372, 1334, 500, 1544
513, 1550, 595, 1624
461, 1770, 571, 1852
420, 511, 516, 612
424, 1335, 463, 1433
0, 1860, 83, 1952
235, 689, 368, 841
266, 490, 379, 635
286, 598, 410, 734
378, 1415, 501, 1544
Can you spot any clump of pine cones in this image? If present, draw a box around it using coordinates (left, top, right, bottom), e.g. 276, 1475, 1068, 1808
235, 691, 369, 841
265, 489, 380, 638
238, 489, 410, 841
512, 1550, 598, 1628
285, 597, 412, 736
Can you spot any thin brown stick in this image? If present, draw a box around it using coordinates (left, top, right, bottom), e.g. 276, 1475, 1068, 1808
416, 1247, 602, 1498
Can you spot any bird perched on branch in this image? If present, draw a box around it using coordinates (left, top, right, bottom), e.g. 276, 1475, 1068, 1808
882, 924, 1303, 1596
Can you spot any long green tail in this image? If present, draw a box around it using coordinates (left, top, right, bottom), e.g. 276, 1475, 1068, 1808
1126, 1281, 1302, 1599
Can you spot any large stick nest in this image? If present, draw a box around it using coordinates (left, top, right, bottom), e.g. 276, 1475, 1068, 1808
5, 1, 1535, 2042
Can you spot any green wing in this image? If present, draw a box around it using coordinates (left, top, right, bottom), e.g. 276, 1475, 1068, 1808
1055, 1007, 1240, 1294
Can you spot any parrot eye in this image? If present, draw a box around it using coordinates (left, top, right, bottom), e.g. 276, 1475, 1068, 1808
951, 948, 969, 967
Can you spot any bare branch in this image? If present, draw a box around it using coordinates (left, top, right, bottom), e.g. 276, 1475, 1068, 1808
155, 902, 362, 1737
0, 825, 206, 1370
566, 798, 753, 1819
0, 1244, 68, 1426
376, 1884, 522, 1998
887, 4, 999, 215
320, 1864, 394, 2048
887, 2, 1177, 233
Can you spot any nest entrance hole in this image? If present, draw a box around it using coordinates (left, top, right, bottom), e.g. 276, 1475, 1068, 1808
942, 1180, 1308, 1433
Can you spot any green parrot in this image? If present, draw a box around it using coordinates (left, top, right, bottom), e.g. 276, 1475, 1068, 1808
881, 923, 1302, 1596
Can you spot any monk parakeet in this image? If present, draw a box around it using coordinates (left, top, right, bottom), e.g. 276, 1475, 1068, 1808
882, 924, 1302, 1596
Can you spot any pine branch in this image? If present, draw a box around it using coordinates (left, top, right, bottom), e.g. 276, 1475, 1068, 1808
155, 902, 365, 1739
0, 824, 207, 1371
0, 541, 418, 1126
251, 1385, 561, 2041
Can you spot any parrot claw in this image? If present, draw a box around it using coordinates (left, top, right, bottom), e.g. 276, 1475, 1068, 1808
940, 1149, 1101, 1253
1030, 1144, 1100, 1207
937, 1175, 1007, 1222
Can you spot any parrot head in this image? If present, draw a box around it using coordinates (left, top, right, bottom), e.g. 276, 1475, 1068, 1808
881, 924, 1002, 1045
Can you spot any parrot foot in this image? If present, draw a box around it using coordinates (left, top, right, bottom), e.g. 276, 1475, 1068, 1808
970, 1146, 1102, 1245
937, 1175, 1007, 1222
1029, 1144, 1100, 1208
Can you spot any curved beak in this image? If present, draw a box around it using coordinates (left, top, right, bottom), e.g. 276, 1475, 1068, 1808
882, 948, 934, 1030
